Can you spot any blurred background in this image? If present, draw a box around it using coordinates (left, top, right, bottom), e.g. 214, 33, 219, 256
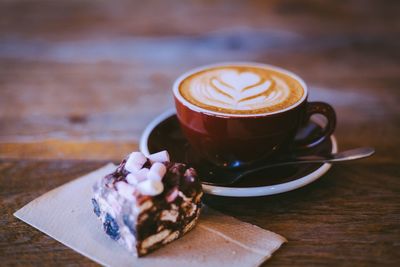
0, 0, 399, 161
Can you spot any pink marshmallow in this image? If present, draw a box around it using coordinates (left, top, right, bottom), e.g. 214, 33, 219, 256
166, 187, 179, 203
148, 150, 170, 163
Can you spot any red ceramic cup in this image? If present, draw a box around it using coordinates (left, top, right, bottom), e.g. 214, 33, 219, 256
173, 63, 336, 167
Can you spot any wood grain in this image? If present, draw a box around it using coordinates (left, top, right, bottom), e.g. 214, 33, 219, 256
1, 160, 399, 266
0, 0, 399, 266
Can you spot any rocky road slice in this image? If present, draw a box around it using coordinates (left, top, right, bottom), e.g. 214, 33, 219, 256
92, 150, 203, 257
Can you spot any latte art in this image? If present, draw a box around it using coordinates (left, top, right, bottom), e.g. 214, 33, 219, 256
179, 65, 305, 115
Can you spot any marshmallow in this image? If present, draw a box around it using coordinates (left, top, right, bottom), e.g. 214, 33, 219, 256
147, 171, 162, 181
136, 168, 150, 181
115, 181, 136, 201
126, 168, 149, 185
137, 179, 164, 196
147, 162, 167, 181
148, 150, 170, 163
166, 187, 179, 203
126, 173, 138, 185
125, 152, 147, 173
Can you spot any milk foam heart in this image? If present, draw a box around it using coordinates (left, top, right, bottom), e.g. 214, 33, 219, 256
219, 71, 260, 90
179, 65, 305, 115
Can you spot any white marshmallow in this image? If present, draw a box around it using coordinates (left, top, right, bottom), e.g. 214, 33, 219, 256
126, 173, 139, 185
130, 151, 148, 165
115, 181, 136, 201
125, 152, 147, 173
148, 150, 170, 163
124, 162, 141, 173
147, 162, 167, 181
136, 168, 149, 181
147, 171, 161, 181
137, 179, 164, 196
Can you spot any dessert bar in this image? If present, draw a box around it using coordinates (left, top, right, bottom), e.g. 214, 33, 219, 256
92, 151, 203, 256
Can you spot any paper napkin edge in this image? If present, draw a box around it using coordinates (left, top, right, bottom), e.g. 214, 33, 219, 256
14, 162, 116, 217
13, 163, 118, 267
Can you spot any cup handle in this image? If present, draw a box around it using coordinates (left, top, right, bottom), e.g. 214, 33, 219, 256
295, 101, 336, 148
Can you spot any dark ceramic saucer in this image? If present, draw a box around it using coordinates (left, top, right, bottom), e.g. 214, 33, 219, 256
140, 109, 338, 197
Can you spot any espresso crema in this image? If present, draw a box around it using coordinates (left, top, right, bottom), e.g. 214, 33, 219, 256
179, 65, 305, 115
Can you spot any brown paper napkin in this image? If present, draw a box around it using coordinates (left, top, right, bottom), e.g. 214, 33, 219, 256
14, 163, 286, 267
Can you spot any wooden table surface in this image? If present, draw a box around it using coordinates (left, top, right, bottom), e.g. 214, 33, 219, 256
1, 0, 399, 266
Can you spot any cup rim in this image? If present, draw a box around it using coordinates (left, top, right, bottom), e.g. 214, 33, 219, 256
173, 62, 308, 118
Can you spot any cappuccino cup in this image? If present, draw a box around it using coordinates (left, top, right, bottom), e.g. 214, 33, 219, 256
173, 62, 336, 167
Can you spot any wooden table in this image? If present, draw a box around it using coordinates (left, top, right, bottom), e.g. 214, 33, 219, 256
1, 0, 399, 266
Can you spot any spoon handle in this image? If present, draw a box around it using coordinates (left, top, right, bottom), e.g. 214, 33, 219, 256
240, 147, 375, 178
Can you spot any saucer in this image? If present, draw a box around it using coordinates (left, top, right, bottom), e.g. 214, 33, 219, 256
140, 109, 338, 197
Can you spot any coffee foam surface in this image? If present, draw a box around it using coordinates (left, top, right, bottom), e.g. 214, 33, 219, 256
179, 65, 305, 115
